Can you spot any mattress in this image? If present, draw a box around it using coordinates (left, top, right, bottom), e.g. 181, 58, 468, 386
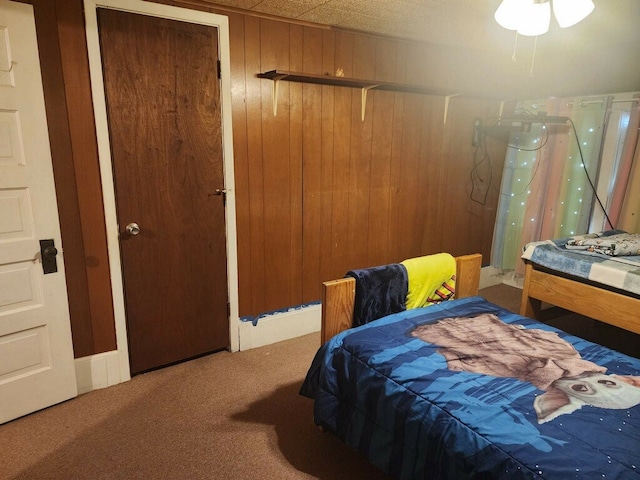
300, 296, 640, 479
521, 230, 640, 296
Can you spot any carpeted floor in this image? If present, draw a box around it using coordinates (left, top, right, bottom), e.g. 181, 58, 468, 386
2, 327, 386, 479
2, 284, 638, 479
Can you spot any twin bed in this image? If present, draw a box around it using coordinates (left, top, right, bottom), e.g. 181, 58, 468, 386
520, 230, 640, 336
301, 250, 640, 479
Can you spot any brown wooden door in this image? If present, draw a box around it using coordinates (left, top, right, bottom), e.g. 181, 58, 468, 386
97, 9, 229, 374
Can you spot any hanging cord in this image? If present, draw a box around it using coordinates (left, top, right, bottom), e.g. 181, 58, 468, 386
469, 137, 493, 205
498, 123, 550, 198
567, 118, 616, 230
471, 115, 550, 204
529, 36, 538, 75
511, 32, 519, 63
509, 31, 537, 75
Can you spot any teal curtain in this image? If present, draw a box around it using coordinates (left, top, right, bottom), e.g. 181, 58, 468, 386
491, 96, 609, 272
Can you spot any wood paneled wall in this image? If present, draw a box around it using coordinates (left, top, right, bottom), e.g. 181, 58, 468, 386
29, 0, 116, 357
30, 0, 507, 356
222, 10, 507, 317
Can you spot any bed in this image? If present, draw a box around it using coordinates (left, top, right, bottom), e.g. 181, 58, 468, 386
520, 230, 640, 336
300, 253, 640, 479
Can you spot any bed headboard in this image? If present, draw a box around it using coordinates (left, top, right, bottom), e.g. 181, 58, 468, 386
320, 253, 482, 344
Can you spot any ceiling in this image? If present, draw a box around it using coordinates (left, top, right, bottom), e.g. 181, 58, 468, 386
210, 0, 494, 48
202, 0, 640, 97
205, 0, 637, 50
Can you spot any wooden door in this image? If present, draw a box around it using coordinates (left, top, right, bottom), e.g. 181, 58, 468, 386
97, 9, 229, 374
0, 0, 77, 423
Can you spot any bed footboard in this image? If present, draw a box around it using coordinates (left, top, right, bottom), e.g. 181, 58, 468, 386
520, 260, 640, 335
321, 253, 482, 344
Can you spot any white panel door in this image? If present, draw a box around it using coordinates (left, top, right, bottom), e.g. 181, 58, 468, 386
0, 0, 77, 424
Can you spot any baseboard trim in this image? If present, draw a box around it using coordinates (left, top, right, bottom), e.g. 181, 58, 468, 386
74, 268, 508, 385
238, 303, 321, 351
75, 350, 124, 394
501, 270, 524, 289
479, 265, 505, 289
236, 266, 506, 351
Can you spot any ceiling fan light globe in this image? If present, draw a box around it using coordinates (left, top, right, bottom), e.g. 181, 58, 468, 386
517, 1, 551, 36
494, 0, 526, 30
552, 0, 595, 28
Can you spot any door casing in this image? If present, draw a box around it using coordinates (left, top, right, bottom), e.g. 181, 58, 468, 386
83, 0, 239, 382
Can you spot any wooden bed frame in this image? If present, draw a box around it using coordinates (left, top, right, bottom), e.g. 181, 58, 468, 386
520, 260, 640, 335
320, 253, 483, 344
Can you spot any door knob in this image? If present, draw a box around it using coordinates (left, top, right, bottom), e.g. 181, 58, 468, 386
39, 239, 58, 274
126, 223, 141, 236
42, 246, 58, 258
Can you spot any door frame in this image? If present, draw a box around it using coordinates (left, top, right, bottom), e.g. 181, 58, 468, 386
83, 0, 240, 382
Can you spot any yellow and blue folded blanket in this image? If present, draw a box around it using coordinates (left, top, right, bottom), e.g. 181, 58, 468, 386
344, 253, 457, 327
401, 253, 456, 310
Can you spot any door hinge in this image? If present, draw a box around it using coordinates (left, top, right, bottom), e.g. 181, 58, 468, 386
227, 302, 230, 318
217, 60, 221, 79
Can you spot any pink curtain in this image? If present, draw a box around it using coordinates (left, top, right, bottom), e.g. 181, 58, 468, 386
513, 97, 605, 275
607, 95, 640, 230
617, 132, 640, 232
492, 96, 609, 274
519, 99, 568, 256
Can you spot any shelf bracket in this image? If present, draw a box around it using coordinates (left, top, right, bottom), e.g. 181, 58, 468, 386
271, 73, 289, 116
361, 85, 379, 122
443, 94, 462, 124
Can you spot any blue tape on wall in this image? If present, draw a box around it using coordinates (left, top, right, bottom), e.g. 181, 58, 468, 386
240, 301, 322, 326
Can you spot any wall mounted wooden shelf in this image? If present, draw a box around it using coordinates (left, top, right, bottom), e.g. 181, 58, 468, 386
258, 70, 452, 95
257, 70, 461, 122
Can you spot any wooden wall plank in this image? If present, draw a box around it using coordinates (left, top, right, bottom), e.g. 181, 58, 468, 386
346, 35, 376, 270
419, 96, 446, 254
394, 92, 423, 260
227, 12, 252, 315
367, 39, 396, 266
397, 42, 428, 260
243, 15, 266, 315
387, 42, 408, 262
260, 19, 293, 311
330, 31, 354, 279
289, 24, 304, 306
301, 26, 324, 302
318, 30, 336, 288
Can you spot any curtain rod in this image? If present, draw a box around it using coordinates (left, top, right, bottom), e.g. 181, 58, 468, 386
567, 98, 639, 107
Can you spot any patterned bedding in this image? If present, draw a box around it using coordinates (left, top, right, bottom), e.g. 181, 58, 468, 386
565, 232, 640, 257
521, 230, 640, 295
300, 297, 640, 479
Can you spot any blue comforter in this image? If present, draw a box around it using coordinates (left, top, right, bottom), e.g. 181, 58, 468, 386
300, 297, 640, 479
